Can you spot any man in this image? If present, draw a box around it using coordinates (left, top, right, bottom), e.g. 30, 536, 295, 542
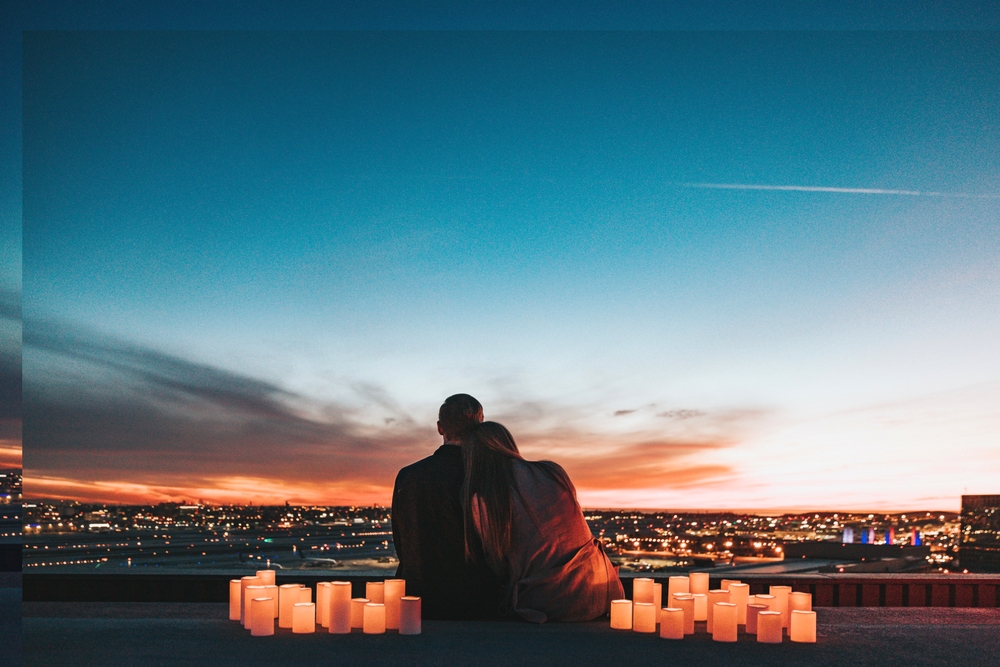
391, 394, 502, 619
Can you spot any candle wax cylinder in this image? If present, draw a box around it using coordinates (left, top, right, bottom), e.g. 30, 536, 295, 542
632, 578, 655, 604
328, 581, 352, 634
243, 586, 265, 629
712, 602, 738, 642
366, 581, 385, 604
250, 597, 274, 637
691, 593, 708, 622
292, 602, 315, 634
633, 602, 656, 633
769, 586, 792, 628
229, 580, 242, 621
653, 583, 662, 623
659, 607, 684, 639
298, 586, 312, 604
667, 576, 690, 601
351, 598, 370, 629
756, 611, 783, 643
706, 590, 730, 633
316, 583, 331, 627
363, 603, 386, 634
748, 594, 756, 607
255, 570, 276, 586
399, 597, 422, 635
790, 610, 817, 643
720, 579, 740, 591
729, 583, 750, 624
789, 591, 812, 613
689, 572, 710, 596
239, 576, 262, 624
610, 600, 633, 630
671, 595, 695, 635
262, 585, 279, 619
384, 579, 406, 630
278, 584, 302, 629
746, 604, 768, 634
754, 594, 775, 612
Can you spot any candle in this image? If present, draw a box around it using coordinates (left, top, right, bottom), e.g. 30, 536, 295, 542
706, 590, 730, 632
256, 570, 276, 586
316, 583, 331, 628
262, 585, 279, 619
671, 594, 695, 635
748, 594, 756, 607
229, 580, 242, 621
292, 602, 316, 634
659, 607, 684, 639
756, 611, 782, 643
689, 572, 709, 596
384, 579, 406, 630
298, 586, 312, 604
632, 578, 654, 604
729, 583, 750, 624
351, 598, 370, 629
278, 584, 302, 629
633, 602, 656, 633
653, 583, 662, 624
789, 591, 812, 613
610, 599, 633, 630
667, 576, 689, 600
399, 596, 422, 635
363, 603, 386, 634
366, 581, 385, 604
328, 581, 352, 634
244, 586, 265, 629
712, 602, 738, 642
745, 603, 768, 634
720, 579, 740, 591
754, 593, 775, 613
250, 597, 274, 637
691, 593, 708, 622
239, 576, 262, 624
790, 610, 817, 643
769, 585, 792, 628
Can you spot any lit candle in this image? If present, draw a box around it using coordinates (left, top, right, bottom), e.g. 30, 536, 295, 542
729, 583, 750, 624
610, 599, 633, 630
745, 603, 768, 634
653, 583, 662, 624
278, 584, 302, 629
239, 576, 262, 624
769, 585, 791, 628
720, 579, 740, 591
756, 611, 782, 643
328, 581, 352, 634
256, 570, 276, 586
399, 596, 422, 635
659, 607, 684, 639
689, 572, 709, 596
351, 598, 370, 629
363, 603, 386, 634
250, 597, 274, 637
292, 602, 316, 634
712, 602, 737, 642
789, 591, 812, 613
754, 593, 775, 613
317, 583, 331, 628
298, 586, 312, 604
706, 590, 730, 632
632, 578, 654, 604
789, 610, 817, 643
671, 594, 695, 635
384, 579, 406, 630
229, 580, 242, 621
633, 602, 656, 633
691, 593, 708, 622
748, 594, 756, 607
366, 581, 385, 604
667, 576, 689, 600
262, 585, 279, 619
244, 586, 266, 629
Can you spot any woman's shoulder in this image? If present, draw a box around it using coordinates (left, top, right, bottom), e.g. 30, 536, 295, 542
515, 459, 574, 491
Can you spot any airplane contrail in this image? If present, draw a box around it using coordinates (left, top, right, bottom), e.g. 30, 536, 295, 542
679, 182, 1000, 198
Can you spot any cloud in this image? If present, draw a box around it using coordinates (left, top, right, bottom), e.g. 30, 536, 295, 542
679, 182, 1000, 199
613, 409, 636, 416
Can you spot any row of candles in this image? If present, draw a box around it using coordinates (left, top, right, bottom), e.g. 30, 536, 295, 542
611, 573, 817, 643
229, 571, 422, 637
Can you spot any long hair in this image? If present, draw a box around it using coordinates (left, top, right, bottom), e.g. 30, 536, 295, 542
461, 421, 524, 563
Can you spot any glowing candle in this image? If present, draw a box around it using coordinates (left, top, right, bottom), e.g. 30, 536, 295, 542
366, 581, 385, 604
298, 586, 312, 604
256, 570, 276, 586
756, 611, 782, 643
633, 578, 654, 604
633, 602, 656, 633
769, 585, 791, 628
745, 603, 768, 635
610, 599, 633, 630
229, 580, 242, 621
790, 610, 817, 643
279, 584, 302, 629
706, 590, 730, 632
754, 594, 775, 613
659, 607, 684, 639
712, 602, 738, 642
384, 579, 406, 630
399, 596, 422, 635
262, 585, 279, 619
250, 597, 274, 637
671, 594, 695, 635
653, 583, 662, 624
328, 581, 352, 634
789, 591, 812, 613
363, 603, 386, 634
239, 576, 262, 624
292, 602, 315, 634
720, 579, 740, 591
317, 583, 331, 628
667, 576, 689, 600
748, 594, 756, 606
691, 593, 708, 622
729, 583, 750, 624
689, 572, 709, 596
244, 586, 265, 629
351, 598, 370, 629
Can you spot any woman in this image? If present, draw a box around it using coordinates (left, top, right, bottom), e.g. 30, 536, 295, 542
461, 421, 624, 623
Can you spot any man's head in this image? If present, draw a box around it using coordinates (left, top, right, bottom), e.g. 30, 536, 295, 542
437, 394, 484, 443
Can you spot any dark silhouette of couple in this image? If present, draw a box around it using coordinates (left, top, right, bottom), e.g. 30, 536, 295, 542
391, 394, 623, 622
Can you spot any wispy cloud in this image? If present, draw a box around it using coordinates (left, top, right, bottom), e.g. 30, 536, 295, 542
679, 182, 1000, 198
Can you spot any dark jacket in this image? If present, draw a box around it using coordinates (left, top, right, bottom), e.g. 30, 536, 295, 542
391, 444, 502, 619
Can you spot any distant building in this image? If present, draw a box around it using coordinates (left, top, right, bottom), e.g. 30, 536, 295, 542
960, 495, 1000, 572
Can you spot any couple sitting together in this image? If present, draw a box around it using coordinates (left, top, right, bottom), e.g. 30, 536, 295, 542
391, 394, 624, 622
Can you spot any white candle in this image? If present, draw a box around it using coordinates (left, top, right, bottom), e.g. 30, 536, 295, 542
671, 594, 695, 635
399, 596, 422, 635
769, 585, 792, 628
292, 602, 315, 634
789, 591, 812, 613
632, 578, 655, 604
689, 572, 709, 596
659, 607, 684, 639
706, 590, 730, 632
366, 581, 385, 604
756, 611, 782, 643
720, 579, 739, 591
351, 598, 370, 629
250, 597, 274, 637
363, 603, 386, 634
633, 602, 656, 633
790, 610, 817, 643
229, 580, 242, 621
278, 584, 302, 629
328, 581, 352, 634
667, 576, 689, 601
691, 593, 708, 622
653, 583, 662, 624
317, 583, 331, 628
239, 576, 262, 624
255, 570, 276, 586
262, 585, 279, 619
244, 586, 265, 629
712, 602, 737, 642
384, 579, 406, 630
729, 583, 750, 624
610, 599, 632, 630
746, 603, 768, 634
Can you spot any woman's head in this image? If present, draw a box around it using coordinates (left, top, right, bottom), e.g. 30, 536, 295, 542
461, 421, 523, 564
465, 421, 520, 458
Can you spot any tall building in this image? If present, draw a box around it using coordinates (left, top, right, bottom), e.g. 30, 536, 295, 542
960, 495, 1000, 572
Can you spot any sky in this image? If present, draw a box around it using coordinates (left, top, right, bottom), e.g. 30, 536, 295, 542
9, 23, 1000, 511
